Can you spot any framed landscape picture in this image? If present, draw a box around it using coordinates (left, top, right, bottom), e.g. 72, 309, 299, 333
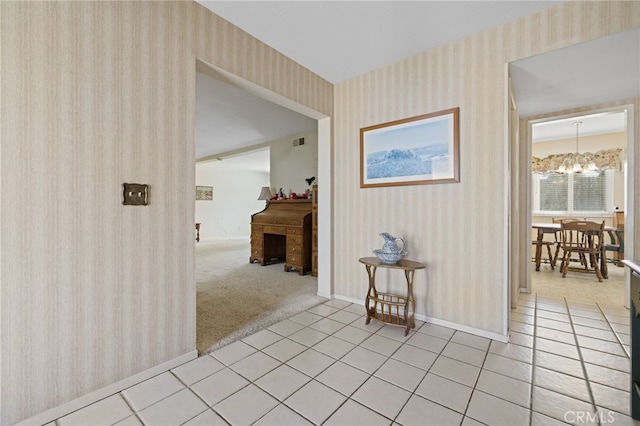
196, 185, 213, 200
360, 107, 459, 188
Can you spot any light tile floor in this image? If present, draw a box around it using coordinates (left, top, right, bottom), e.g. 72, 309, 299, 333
53, 295, 635, 426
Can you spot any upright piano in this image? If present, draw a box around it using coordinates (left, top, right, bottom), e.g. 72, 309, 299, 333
250, 200, 312, 275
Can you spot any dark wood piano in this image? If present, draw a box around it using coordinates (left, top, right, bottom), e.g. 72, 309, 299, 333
250, 200, 312, 275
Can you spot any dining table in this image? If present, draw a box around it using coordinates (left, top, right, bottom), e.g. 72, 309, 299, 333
532, 222, 615, 279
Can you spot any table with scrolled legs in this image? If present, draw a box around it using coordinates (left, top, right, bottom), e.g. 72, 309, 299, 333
359, 257, 426, 336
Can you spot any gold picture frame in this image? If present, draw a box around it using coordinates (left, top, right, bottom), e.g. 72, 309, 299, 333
360, 107, 460, 188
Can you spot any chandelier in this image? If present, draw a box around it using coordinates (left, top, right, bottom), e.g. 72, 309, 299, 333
556, 121, 598, 174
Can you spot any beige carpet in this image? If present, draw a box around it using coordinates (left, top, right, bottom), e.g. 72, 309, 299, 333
531, 258, 625, 306
196, 238, 327, 354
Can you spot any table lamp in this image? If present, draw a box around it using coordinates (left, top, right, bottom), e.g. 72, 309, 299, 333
257, 186, 273, 205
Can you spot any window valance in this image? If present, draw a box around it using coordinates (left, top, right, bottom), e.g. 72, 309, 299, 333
532, 148, 624, 174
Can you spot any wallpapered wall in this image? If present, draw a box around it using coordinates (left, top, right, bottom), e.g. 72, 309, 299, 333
2, 1, 639, 423
332, 2, 640, 337
0, 1, 332, 424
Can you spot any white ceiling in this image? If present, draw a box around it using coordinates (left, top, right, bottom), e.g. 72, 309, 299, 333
512, 27, 639, 142
195, 2, 639, 168
196, 71, 316, 162
199, 148, 273, 173
199, 1, 561, 84
510, 28, 640, 118
532, 111, 627, 143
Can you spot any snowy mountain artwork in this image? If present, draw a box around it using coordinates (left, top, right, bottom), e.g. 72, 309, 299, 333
360, 108, 460, 188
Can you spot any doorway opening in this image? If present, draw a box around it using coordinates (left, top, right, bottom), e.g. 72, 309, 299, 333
508, 28, 639, 316
527, 108, 630, 306
194, 59, 332, 353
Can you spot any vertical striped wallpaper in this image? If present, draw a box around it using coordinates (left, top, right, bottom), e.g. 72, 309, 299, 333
2, 1, 638, 423
193, 2, 333, 118
0, 2, 332, 424
333, 2, 640, 335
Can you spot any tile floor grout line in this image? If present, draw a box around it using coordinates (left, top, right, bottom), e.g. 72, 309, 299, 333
198, 379, 254, 424
375, 323, 457, 425
312, 378, 386, 426
254, 380, 318, 426
288, 319, 405, 426
209, 401, 236, 426
389, 334, 490, 423
426, 302, 538, 420
595, 301, 630, 359
178, 405, 221, 426
563, 297, 601, 426
195, 340, 298, 425
528, 292, 539, 426
418, 328, 478, 424
256, 313, 397, 426
52, 391, 139, 426
301, 391, 338, 426
254, 317, 403, 425
87, 351, 245, 425
250, 366, 314, 423
54, 295, 633, 425
117, 389, 148, 426
458, 336, 493, 425
368, 326, 431, 425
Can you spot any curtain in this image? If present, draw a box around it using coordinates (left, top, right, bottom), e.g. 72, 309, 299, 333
532, 148, 624, 174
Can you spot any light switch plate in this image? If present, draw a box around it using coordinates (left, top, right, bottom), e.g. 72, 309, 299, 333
122, 183, 148, 206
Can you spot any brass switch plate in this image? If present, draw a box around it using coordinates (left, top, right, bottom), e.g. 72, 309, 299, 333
122, 183, 148, 205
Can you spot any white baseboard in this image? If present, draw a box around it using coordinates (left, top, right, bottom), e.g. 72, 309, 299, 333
332, 294, 509, 343
333, 294, 362, 305
317, 290, 333, 299
417, 315, 508, 343
17, 350, 198, 426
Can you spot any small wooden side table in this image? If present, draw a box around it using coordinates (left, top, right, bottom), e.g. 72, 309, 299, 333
358, 257, 426, 336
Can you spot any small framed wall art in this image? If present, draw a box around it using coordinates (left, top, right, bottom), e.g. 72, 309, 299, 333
360, 107, 459, 188
196, 185, 213, 200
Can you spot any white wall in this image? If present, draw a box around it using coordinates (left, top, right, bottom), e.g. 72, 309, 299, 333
270, 131, 318, 196
533, 132, 626, 158
195, 128, 318, 242
195, 162, 269, 240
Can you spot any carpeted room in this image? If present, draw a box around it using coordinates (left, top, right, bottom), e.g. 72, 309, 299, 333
196, 239, 326, 353
194, 71, 325, 352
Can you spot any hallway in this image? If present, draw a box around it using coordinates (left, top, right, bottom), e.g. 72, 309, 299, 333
52, 292, 632, 425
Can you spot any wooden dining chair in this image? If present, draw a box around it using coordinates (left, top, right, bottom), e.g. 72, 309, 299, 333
552, 217, 586, 267
559, 220, 605, 282
532, 231, 556, 270
604, 228, 625, 266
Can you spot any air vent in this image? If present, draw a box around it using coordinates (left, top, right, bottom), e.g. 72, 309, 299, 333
293, 137, 305, 147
